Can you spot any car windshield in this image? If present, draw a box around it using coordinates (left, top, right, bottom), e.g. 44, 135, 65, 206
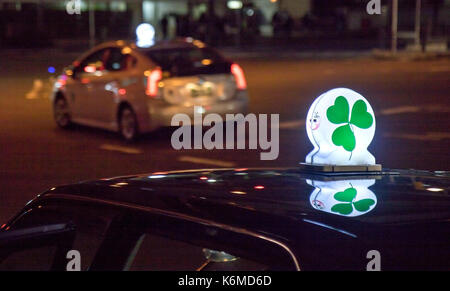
144, 47, 231, 77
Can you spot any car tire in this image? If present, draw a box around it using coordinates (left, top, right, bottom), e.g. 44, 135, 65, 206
53, 97, 72, 129
119, 106, 139, 142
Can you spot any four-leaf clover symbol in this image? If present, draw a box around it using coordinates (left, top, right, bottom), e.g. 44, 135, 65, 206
331, 187, 375, 215
326, 96, 373, 153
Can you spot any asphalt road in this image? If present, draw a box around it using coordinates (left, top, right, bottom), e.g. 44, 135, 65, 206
0, 51, 449, 224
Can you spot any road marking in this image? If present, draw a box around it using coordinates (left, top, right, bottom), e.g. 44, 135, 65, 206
380, 104, 450, 116
384, 132, 450, 141
25, 79, 44, 99
429, 66, 450, 73
178, 156, 235, 168
278, 120, 305, 129
423, 104, 450, 113
25, 77, 55, 99
380, 106, 420, 115
99, 144, 143, 154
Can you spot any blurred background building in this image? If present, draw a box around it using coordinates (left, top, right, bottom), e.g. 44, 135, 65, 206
0, 0, 448, 51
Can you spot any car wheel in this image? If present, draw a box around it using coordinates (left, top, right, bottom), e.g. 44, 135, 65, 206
54, 97, 72, 129
119, 106, 139, 142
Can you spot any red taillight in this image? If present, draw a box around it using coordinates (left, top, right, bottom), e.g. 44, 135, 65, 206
146, 68, 162, 97
84, 65, 96, 73
231, 63, 247, 90
57, 79, 66, 87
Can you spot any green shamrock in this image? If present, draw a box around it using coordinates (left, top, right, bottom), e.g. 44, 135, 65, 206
326, 96, 373, 152
331, 187, 375, 215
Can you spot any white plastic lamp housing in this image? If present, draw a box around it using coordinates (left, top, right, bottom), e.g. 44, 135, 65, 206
136, 23, 155, 48
307, 179, 377, 217
306, 88, 376, 166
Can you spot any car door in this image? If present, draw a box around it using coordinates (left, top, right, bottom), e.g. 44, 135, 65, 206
92, 47, 138, 126
70, 48, 112, 122
1, 200, 118, 271
89, 210, 300, 271
0, 223, 75, 271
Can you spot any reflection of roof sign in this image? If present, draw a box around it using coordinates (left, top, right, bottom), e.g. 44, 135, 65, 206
301, 88, 381, 172
308, 179, 377, 217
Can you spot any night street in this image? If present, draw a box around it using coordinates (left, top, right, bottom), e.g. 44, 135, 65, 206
1, 0, 450, 275
0, 53, 449, 223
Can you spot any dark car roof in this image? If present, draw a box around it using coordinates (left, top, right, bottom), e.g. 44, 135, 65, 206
39, 168, 450, 244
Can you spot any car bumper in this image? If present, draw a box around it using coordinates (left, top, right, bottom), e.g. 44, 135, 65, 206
144, 91, 249, 132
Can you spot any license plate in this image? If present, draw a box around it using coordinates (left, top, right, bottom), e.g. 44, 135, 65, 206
190, 87, 213, 98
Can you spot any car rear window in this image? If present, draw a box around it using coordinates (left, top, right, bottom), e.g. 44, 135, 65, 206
144, 47, 231, 77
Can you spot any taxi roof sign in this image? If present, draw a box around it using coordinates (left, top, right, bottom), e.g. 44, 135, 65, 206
300, 88, 381, 173
136, 23, 155, 48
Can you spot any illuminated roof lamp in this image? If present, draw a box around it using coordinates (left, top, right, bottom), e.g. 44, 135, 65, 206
136, 23, 155, 48
300, 88, 381, 173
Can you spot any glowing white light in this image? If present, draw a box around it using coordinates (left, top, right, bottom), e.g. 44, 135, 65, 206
307, 179, 377, 217
426, 187, 444, 192
230, 191, 246, 195
305, 88, 376, 166
136, 23, 155, 48
227, 0, 243, 10
149, 175, 166, 179
195, 106, 206, 114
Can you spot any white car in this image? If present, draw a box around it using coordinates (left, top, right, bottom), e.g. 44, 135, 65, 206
52, 39, 249, 141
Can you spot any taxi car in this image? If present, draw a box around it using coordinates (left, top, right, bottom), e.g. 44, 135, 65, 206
0, 167, 449, 271
2, 88, 448, 271
51, 39, 249, 141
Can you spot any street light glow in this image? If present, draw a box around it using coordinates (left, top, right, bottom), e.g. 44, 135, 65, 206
227, 1, 243, 10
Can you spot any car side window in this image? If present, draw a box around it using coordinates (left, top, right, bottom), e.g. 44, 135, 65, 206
0, 245, 58, 271
5, 202, 115, 271
127, 233, 268, 271
106, 48, 137, 72
115, 212, 297, 271
75, 48, 111, 75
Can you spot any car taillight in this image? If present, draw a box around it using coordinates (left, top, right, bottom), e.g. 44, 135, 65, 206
145, 68, 162, 97
84, 65, 96, 73
231, 63, 247, 90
